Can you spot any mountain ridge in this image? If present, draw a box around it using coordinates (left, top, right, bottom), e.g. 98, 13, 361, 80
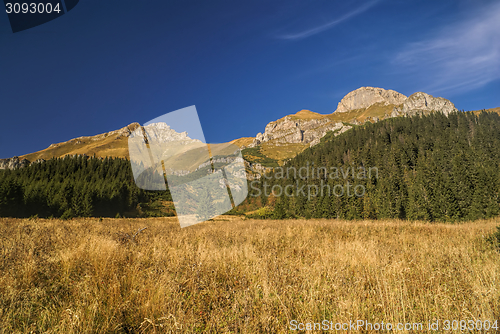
19, 122, 141, 162
2, 87, 499, 170
242, 87, 461, 164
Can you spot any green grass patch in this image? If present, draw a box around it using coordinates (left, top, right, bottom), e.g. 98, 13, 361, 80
242, 146, 279, 167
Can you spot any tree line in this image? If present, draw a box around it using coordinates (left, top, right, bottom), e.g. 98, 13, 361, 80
0, 155, 170, 218
245, 111, 500, 222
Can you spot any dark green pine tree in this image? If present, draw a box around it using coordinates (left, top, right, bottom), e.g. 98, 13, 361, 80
273, 196, 287, 219
407, 167, 431, 221
0, 178, 23, 217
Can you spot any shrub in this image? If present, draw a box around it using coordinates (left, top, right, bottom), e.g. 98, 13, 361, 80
245, 206, 273, 219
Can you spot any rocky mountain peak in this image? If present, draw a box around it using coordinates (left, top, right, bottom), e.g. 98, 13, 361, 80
401, 92, 457, 116
142, 122, 201, 144
335, 87, 407, 113
246, 87, 459, 158
249, 112, 350, 149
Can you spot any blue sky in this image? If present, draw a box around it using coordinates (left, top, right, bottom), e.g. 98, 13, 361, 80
1, 0, 500, 158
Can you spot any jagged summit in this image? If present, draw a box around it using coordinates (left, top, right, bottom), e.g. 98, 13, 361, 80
335, 87, 407, 113
332, 86, 458, 116
142, 122, 202, 144
248, 86, 460, 151
401, 92, 456, 116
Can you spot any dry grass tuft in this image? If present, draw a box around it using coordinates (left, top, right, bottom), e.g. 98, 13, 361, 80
0, 217, 499, 333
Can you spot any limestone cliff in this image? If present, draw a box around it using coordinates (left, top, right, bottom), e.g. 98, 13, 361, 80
249, 110, 351, 149
247, 87, 458, 153
401, 92, 457, 116
0, 157, 30, 170
335, 87, 407, 113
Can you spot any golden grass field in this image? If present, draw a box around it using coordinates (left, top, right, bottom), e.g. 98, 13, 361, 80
1, 217, 500, 333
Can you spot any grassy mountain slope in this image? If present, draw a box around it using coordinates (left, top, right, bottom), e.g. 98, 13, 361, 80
326, 103, 400, 123
229, 137, 254, 147
284, 109, 326, 120
21, 123, 140, 161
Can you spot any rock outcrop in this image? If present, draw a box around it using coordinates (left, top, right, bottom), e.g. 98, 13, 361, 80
248, 87, 457, 152
0, 157, 30, 170
335, 87, 407, 113
249, 110, 352, 148
401, 92, 457, 116
142, 122, 202, 145
333, 87, 457, 116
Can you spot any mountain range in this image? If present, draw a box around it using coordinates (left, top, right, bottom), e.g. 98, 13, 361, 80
1, 86, 499, 170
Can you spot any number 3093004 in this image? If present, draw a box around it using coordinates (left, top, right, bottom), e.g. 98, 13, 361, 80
5, 2, 62, 14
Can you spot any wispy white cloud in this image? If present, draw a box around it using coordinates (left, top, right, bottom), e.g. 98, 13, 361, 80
394, 2, 500, 95
277, 0, 380, 40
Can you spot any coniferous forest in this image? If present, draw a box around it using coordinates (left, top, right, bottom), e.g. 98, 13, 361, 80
1, 111, 500, 222
0, 156, 171, 218
246, 111, 500, 222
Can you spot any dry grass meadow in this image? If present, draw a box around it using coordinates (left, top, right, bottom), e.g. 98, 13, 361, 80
1, 217, 499, 333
